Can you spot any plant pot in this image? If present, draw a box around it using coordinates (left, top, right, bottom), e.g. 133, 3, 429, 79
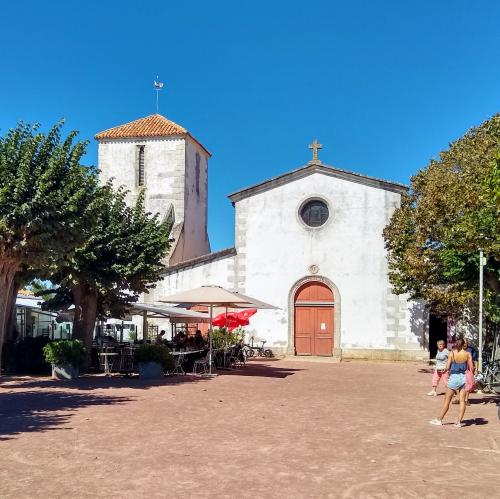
52, 363, 80, 380
138, 361, 163, 379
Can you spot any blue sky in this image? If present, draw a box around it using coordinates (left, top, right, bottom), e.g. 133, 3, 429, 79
1, 1, 499, 250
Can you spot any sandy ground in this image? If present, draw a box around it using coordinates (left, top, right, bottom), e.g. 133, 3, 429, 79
0, 359, 499, 499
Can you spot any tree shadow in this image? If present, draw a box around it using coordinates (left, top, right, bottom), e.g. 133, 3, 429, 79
0, 390, 132, 441
0, 373, 210, 392
221, 363, 303, 378
408, 300, 428, 350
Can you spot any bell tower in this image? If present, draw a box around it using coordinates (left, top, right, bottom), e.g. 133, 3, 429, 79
95, 114, 211, 264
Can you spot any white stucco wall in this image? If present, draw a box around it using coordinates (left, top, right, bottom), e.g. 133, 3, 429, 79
98, 137, 186, 220
155, 255, 236, 299
98, 135, 212, 265
233, 171, 425, 356
183, 138, 210, 260
144, 168, 427, 359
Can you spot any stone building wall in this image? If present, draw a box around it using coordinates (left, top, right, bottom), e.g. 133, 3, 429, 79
230, 169, 427, 359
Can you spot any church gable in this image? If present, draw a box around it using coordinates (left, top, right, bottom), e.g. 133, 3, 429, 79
228, 161, 407, 203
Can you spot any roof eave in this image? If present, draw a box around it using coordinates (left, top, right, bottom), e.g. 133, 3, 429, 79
228, 162, 408, 203
186, 133, 212, 157
94, 132, 211, 157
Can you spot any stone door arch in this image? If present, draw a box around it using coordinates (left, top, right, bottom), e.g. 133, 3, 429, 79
287, 276, 341, 357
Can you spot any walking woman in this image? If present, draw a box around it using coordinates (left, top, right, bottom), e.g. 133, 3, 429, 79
429, 338, 474, 427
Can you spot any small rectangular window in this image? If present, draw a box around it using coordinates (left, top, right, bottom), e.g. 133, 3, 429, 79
195, 152, 201, 196
138, 146, 145, 186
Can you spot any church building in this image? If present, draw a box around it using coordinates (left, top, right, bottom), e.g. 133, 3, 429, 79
95, 114, 428, 360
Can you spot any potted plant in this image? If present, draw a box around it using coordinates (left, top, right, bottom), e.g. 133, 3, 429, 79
134, 344, 175, 378
43, 340, 86, 380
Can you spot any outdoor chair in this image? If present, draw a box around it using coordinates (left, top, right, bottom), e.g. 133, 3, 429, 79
222, 347, 233, 368
212, 348, 224, 369
171, 352, 186, 375
119, 346, 135, 375
192, 353, 216, 374
229, 345, 245, 368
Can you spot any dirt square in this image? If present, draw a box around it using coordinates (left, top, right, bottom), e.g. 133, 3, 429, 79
1, 359, 499, 498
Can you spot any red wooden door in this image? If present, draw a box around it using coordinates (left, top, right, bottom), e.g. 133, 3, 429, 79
294, 282, 334, 356
314, 307, 334, 355
295, 307, 315, 355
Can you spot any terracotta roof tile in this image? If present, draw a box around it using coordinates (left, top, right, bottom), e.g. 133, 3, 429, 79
95, 114, 187, 140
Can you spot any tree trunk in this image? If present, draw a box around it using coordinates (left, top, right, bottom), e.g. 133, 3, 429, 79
5, 277, 20, 341
71, 283, 98, 370
0, 259, 20, 375
485, 270, 500, 295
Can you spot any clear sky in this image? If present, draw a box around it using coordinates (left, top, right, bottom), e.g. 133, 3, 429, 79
1, 1, 499, 250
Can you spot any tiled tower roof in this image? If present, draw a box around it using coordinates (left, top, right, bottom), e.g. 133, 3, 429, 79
95, 114, 187, 140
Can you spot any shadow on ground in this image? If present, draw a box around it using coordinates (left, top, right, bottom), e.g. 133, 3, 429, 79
470, 395, 500, 405
0, 390, 132, 441
418, 368, 434, 374
463, 417, 489, 426
0, 373, 211, 392
0, 361, 300, 389
221, 363, 302, 378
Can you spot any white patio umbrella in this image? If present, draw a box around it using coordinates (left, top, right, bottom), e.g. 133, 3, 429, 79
127, 303, 210, 341
159, 285, 277, 374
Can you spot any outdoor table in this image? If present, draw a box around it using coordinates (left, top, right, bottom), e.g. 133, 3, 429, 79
98, 352, 118, 375
172, 350, 206, 372
171, 349, 204, 356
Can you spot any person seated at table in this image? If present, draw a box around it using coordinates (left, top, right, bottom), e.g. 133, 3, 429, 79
155, 330, 166, 345
173, 331, 187, 348
194, 330, 205, 348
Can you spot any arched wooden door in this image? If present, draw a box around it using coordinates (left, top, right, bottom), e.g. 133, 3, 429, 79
294, 281, 334, 356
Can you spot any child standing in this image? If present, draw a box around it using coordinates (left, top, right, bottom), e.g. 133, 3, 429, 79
427, 340, 449, 396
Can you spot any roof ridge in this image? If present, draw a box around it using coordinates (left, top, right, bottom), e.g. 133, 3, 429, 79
95, 113, 187, 140
163, 247, 237, 274
228, 162, 408, 202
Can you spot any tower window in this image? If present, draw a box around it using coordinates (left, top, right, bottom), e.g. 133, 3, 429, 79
195, 153, 201, 196
137, 145, 145, 186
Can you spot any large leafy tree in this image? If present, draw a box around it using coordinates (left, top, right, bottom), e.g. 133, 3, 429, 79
46, 183, 172, 359
384, 115, 500, 328
0, 122, 97, 371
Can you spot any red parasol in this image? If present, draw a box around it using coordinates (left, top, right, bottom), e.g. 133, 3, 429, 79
212, 309, 257, 332
236, 308, 257, 322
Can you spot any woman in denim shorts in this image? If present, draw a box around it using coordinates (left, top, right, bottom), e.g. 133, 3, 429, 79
429, 338, 473, 427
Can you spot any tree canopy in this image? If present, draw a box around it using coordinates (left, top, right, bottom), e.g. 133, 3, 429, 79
45, 182, 173, 355
0, 121, 96, 371
384, 114, 500, 326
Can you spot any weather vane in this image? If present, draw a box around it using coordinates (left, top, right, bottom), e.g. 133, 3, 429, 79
153, 76, 164, 114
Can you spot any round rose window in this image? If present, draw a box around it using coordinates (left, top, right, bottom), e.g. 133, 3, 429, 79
300, 199, 329, 227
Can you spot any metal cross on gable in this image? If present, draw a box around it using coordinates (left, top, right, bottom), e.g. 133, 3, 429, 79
309, 139, 323, 162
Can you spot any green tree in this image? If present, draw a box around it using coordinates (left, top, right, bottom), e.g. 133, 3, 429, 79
26, 279, 52, 296
46, 183, 172, 359
0, 122, 97, 372
384, 114, 500, 327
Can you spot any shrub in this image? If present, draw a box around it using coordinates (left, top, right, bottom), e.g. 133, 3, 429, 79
2, 337, 52, 374
211, 327, 245, 349
43, 340, 86, 367
134, 344, 175, 371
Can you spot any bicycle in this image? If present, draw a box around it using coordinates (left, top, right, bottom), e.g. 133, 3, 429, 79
477, 359, 500, 394
244, 337, 273, 358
